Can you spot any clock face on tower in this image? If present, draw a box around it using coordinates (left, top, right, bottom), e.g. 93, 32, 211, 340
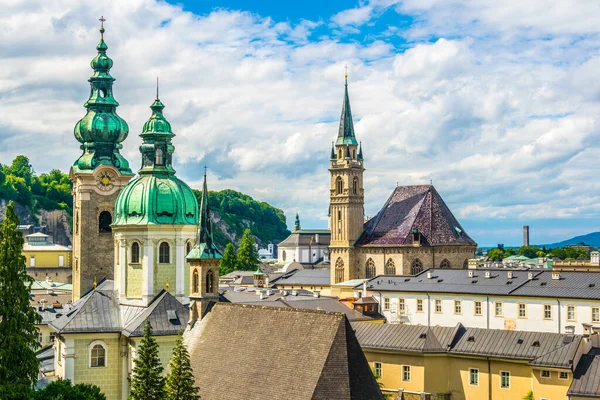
96, 171, 116, 191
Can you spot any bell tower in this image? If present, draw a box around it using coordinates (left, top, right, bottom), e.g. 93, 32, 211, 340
329, 72, 365, 284
70, 18, 133, 300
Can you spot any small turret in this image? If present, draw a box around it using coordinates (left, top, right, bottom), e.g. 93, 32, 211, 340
294, 213, 301, 232
330, 142, 336, 160
358, 142, 364, 161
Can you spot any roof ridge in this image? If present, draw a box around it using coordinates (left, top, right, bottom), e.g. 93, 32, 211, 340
216, 302, 346, 318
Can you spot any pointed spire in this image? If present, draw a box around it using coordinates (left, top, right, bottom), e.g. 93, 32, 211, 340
294, 212, 301, 232
139, 86, 175, 174
187, 171, 223, 260
337, 67, 358, 146
330, 141, 336, 160
358, 141, 364, 160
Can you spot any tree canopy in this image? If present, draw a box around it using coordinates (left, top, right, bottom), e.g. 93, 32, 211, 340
236, 228, 260, 271
33, 379, 106, 400
128, 321, 165, 400
164, 333, 200, 400
219, 243, 237, 276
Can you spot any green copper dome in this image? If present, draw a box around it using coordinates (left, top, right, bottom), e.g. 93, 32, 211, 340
113, 94, 197, 226
72, 21, 131, 174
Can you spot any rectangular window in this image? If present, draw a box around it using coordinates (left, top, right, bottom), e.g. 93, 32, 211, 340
374, 362, 382, 377
559, 371, 569, 380
50, 333, 56, 343
495, 302, 503, 317
469, 368, 479, 386
544, 304, 552, 320
416, 299, 424, 312
474, 301, 482, 316
30, 256, 35, 267
383, 297, 390, 311
500, 371, 510, 389
541, 370, 551, 379
58, 255, 64, 267
567, 305, 576, 321
435, 299, 442, 313
402, 365, 411, 382
38, 334, 43, 343
518, 303, 527, 318
593, 307, 600, 322
399, 298, 406, 314
454, 300, 462, 315
58, 341, 62, 365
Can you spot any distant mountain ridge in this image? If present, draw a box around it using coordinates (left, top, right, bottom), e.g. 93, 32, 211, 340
544, 232, 600, 248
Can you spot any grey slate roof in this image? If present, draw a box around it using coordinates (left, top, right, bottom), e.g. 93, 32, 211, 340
364, 269, 600, 300
187, 303, 383, 400
121, 290, 189, 337
569, 348, 600, 398
270, 268, 330, 286
353, 322, 581, 368
277, 230, 330, 247
356, 185, 476, 247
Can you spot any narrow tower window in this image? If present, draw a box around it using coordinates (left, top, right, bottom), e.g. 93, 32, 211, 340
335, 258, 345, 284
155, 147, 164, 166
131, 242, 140, 263
98, 211, 112, 233
336, 177, 343, 195
159, 242, 170, 263
186, 241, 192, 255
192, 269, 199, 294
352, 177, 358, 195
206, 270, 214, 294
366, 259, 376, 279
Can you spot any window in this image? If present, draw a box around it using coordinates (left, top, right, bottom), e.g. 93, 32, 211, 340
544, 304, 552, 320
402, 365, 411, 382
192, 269, 199, 294
334, 258, 344, 284
159, 242, 170, 264
336, 177, 343, 195
50, 333, 56, 343
365, 259, 376, 279
352, 177, 358, 195
454, 300, 462, 314
58, 341, 62, 365
374, 362, 382, 377
411, 259, 423, 275
469, 368, 479, 386
541, 370, 551, 379
38, 333, 43, 343
435, 299, 442, 313
206, 270, 214, 294
98, 211, 112, 233
567, 305, 576, 321
155, 147, 164, 165
495, 302, 503, 317
518, 303, 527, 318
58, 255, 64, 267
131, 242, 140, 264
383, 297, 390, 311
385, 259, 396, 275
474, 301, 482, 316
440, 259, 451, 269
399, 298, 406, 314
500, 371, 510, 389
559, 371, 569, 380
90, 343, 106, 368
186, 241, 192, 255
416, 299, 424, 313
30, 256, 35, 267
593, 307, 600, 323
282, 250, 286, 262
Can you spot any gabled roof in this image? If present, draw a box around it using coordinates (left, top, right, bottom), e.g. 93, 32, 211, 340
356, 185, 476, 247
277, 230, 330, 247
187, 303, 383, 400
569, 348, 600, 398
353, 323, 457, 353
121, 290, 189, 337
270, 268, 331, 286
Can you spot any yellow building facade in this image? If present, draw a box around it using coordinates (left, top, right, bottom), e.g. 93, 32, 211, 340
23, 233, 72, 283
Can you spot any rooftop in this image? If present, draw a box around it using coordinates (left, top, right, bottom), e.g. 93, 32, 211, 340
271, 268, 331, 286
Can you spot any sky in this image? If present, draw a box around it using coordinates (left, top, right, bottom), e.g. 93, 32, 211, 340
3, 0, 600, 246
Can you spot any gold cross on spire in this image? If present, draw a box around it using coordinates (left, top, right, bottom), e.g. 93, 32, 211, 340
99, 16, 106, 38
93, 275, 97, 290
344, 64, 348, 85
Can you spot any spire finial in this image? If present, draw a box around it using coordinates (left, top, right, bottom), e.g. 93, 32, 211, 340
99, 16, 106, 38
156, 77, 159, 100
344, 64, 348, 86
204, 165, 207, 177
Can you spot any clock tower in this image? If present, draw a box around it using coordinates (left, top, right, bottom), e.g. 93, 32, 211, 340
70, 19, 133, 300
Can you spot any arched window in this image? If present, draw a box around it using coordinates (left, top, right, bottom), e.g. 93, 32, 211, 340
411, 259, 423, 275
335, 258, 345, 284
206, 270, 214, 294
89, 341, 107, 368
282, 250, 286, 261
186, 241, 192, 255
385, 259, 396, 275
463, 259, 469, 269
338, 149, 342, 159
98, 211, 112, 233
131, 242, 140, 264
365, 258, 376, 279
336, 177, 343, 195
159, 242, 170, 264
192, 269, 199, 294
352, 177, 358, 195
155, 147, 164, 165
440, 259, 451, 269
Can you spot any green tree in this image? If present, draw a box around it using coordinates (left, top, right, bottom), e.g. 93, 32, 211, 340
487, 248, 504, 261
522, 390, 534, 400
33, 379, 106, 400
219, 242, 237, 275
7, 155, 34, 186
165, 333, 200, 400
550, 248, 566, 260
0, 201, 41, 399
236, 228, 260, 271
518, 246, 540, 259
128, 321, 165, 400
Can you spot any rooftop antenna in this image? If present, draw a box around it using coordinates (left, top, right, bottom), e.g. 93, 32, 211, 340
156, 77, 159, 100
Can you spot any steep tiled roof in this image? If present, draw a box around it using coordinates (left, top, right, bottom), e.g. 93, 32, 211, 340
270, 268, 330, 286
277, 230, 330, 247
187, 303, 383, 400
356, 185, 476, 247
121, 290, 189, 337
353, 323, 457, 353
569, 348, 600, 398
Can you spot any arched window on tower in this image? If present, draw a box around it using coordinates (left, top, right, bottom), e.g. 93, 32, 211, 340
336, 177, 343, 195
366, 259, 376, 279
440, 259, 451, 269
338, 149, 343, 159
186, 241, 192, 256
411, 259, 423, 275
159, 242, 170, 264
385, 259, 396, 275
335, 258, 345, 284
192, 269, 199, 294
155, 147, 164, 166
206, 270, 214, 294
98, 211, 112, 233
131, 242, 140, 264
352, 177, 359, 195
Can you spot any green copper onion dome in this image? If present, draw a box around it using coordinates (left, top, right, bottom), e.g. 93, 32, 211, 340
72, 19, 131, 174
113, 93, 197, 226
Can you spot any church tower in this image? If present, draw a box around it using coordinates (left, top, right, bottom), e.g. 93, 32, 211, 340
70, 20, 134, 300
329, 74, 365, 285
187, 172, 222, 321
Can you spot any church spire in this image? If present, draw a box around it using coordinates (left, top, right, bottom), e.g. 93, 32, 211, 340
187, 171, 222, 260
294, 212, 301, 232
358, 141, 364, 160
336, 69, 358, 146
73, 17, 131, 174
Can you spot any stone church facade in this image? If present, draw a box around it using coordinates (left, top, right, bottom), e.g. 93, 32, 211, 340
329, 76, 477, 284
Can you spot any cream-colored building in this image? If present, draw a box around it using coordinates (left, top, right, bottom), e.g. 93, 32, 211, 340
23, 232, 72, 283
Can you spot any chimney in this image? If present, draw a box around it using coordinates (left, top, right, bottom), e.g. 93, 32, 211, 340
259, 292, 265, 300
362, 280, 368, 297
265, 275, 269, 287
523, 225, 530, 247
592, 251, 600, 266
468, 270, 474, 278
507, 271, 513, 279
315, 233, 320, 244
313, 291, 320, 298
427, 271, 433, 279
552, 272, 561, 280
565, 325, 575, 335
485, 271, 491, 279
528, 272, 534, 280
291, 289, 298, 296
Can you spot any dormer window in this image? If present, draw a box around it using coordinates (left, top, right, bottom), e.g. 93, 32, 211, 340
412, 229, 421, 244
